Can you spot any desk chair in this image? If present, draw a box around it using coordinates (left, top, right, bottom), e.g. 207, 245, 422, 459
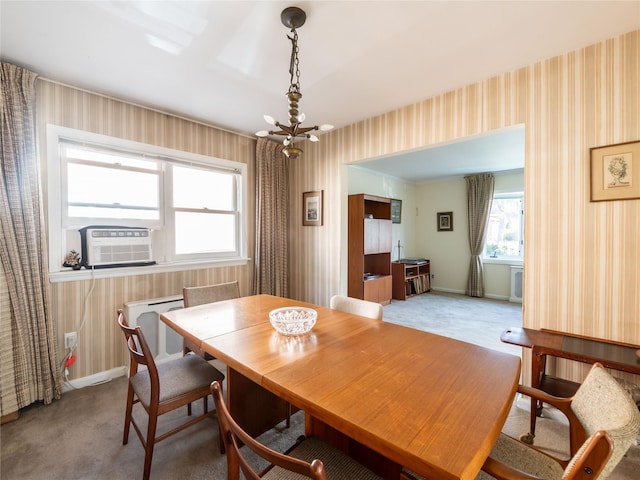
330, 295, 384, 320
210, 381, 382, 480
182, 280, 240, 359
117, 309, 225, 480
477, 362, 640, 479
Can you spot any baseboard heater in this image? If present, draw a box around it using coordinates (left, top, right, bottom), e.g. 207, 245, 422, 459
124, 295, 184, 363
510, 266, 523, 303
80, 226, 156, 269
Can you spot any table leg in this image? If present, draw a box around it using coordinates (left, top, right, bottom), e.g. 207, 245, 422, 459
226, 367, 292, 438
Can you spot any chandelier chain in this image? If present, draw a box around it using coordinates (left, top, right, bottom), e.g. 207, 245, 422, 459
288, 29, 301, 94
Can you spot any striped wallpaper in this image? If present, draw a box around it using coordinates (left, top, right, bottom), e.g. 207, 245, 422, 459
29, 30, 639, 385
289, 30, 639, 385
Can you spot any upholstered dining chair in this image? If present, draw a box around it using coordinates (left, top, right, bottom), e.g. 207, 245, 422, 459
480, 362, 640, 480
117, 309, 225, 480
329, 294, 384, 320
406, 362, 640, 480
210, 380, 383, 480
182, 280, 240, 359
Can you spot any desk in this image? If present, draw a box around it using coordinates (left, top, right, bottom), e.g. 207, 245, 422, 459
161, 295, 521, 480
500, 327, 640, 450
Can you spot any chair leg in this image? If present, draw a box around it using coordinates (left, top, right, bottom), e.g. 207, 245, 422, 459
123, 384, 135, 445
143, 412, 158, 480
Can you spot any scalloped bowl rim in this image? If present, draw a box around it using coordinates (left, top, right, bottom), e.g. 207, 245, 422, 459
269, 306, 317, 335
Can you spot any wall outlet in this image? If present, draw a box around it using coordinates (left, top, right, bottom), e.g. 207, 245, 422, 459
431, 274, 435, 279
64, 331, 77, 349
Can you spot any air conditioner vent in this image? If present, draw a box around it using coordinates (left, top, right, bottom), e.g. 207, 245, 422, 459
80, 226, 156, 268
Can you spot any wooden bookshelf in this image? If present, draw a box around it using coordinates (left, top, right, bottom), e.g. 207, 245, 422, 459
392, 260, 431, 300
348, 194, 392, 305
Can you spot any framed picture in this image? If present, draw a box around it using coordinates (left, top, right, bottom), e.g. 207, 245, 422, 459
391, 198, 402, 224
303, 190, 323, 226
437, 211, 453, 231
590, 140, 640, 202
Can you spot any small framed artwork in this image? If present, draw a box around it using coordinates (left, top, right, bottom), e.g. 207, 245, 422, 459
391, 198, 402, 224
303, 190, 323, 226
437, 211, 453, 231
590, 140, 640, 202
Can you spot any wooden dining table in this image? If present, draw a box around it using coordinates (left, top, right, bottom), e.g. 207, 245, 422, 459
160, 294, 521, 480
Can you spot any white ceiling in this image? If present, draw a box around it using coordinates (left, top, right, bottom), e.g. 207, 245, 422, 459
2, 1, 639, 181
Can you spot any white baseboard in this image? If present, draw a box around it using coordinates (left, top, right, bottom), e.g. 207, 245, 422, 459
431, 287, 465, 295
432, 287, 511, 302
486, 293, 510, 301
63, 366, 127, 392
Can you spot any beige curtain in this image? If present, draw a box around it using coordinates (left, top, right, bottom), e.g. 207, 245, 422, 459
0, 62, 63, 416
465, 173, 495, 297
254, 138, 289, 297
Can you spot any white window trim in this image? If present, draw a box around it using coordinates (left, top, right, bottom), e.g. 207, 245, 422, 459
482, 191, 524, 265
47, 125, 249, 283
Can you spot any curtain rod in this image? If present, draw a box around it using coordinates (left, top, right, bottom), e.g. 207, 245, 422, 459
37, 76, 255, 141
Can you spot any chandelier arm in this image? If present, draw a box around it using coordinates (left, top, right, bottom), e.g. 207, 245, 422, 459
294, 125, 319, 135
271, 129, 291, 137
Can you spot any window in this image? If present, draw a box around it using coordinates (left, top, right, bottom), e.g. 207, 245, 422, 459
48, 125, 247, 276
483, 193, 523, 261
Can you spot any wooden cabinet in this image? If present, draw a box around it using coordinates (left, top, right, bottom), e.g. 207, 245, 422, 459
392, 260, 431, 300
348, 194, 392, 305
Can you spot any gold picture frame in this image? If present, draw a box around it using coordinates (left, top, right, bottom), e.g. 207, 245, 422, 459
303, 190, 323, 226
590, 140, 640, 202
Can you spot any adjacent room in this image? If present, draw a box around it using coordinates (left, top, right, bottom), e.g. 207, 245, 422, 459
2, 1, 639, 479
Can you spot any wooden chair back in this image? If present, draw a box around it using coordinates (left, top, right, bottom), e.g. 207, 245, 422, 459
210, 381, 328, 480
117, 309, 158, 381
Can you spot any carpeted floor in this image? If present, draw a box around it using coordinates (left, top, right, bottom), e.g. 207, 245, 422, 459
383, 290, 523, 356
2, 292, 638, 479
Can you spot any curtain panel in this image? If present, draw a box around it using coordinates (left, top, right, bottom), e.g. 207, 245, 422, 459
254, 138, 288, 297
0, 62, 63, 417
465, 173, 495, 298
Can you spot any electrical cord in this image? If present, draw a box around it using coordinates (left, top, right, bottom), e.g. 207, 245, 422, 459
62, 266, 96, 389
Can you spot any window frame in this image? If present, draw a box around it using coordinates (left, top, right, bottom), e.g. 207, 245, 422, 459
47, 125, 248, 281
482, 192, 524, 265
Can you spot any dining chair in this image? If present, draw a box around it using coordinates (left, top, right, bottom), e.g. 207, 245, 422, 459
329, 294, 384, 320
210, 380, 383, 480
117, 309, 225, 480
182, 280, 240, 359
405, 362, 640, 480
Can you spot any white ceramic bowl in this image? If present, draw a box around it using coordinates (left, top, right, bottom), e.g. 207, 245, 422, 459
269, 307, 317, 336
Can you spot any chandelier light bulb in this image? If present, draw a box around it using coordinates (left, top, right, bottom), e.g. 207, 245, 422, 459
256, 130, 270, 137
264, 115, 276, 125
319, 124, 334, 131
308, 134, 319, 142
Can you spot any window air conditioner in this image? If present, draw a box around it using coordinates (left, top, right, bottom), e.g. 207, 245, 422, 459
79, 226, 156, 269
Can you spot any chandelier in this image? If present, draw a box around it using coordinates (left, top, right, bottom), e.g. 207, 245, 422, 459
256, 7, 333, 160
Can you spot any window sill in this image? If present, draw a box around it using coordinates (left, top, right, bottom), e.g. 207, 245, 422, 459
49, 257, 251, 283
482, 258, 523, 266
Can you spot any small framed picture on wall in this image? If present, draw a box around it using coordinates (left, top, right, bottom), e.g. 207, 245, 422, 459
437, 211, 453, 231
303, 190, 323, 226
